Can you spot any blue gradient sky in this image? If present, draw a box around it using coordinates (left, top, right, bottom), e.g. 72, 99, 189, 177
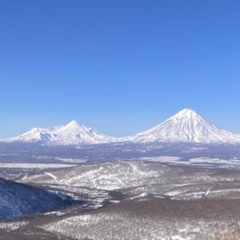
0, 0, 240, 138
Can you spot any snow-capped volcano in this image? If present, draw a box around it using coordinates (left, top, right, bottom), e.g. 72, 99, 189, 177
125, 109, 240, 143
4, 120, 116, 145
52, 120, 116, 145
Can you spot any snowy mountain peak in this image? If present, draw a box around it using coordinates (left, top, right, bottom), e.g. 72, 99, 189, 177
174, 108, 198, 118
65, 120, 82, 129
60, 120, 89, 133
165, 108, 206, 130
126, 109, 240, 143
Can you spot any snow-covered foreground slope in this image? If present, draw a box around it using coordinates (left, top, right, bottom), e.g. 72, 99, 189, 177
0, 178, 74, 220
3, 120, 116, 145
124, 108, 240, 143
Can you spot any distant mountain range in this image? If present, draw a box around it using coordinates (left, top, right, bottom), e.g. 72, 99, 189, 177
2, 109, 240, 145
3, 120, 117, 145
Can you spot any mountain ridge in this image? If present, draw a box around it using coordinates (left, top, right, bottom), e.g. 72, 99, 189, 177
3, 120, 117, 145
2, 109, 240, 145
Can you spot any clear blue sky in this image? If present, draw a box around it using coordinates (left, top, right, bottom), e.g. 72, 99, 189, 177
0, 0, 240, 138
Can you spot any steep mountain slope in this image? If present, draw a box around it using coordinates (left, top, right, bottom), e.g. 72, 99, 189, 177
0, 178, 72, 220
3, 120, 116, 145
124, 109, 240, 143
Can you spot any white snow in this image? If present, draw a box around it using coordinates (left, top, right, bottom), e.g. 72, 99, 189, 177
0, 163, 77, 169
0, 221, 28, 231
44, 172, 57, 180
139, 156, 240, 169
122, 108, 240, 143
44, 211, 64, 216
54, 157, 88, 163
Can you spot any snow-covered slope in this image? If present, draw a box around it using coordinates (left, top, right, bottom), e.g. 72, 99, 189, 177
4, 120, 116, 145
124, 109, 240, 143
0, 178, 71, 220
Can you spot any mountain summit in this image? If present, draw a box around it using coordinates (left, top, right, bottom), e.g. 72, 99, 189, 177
125, 108, 240, 143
